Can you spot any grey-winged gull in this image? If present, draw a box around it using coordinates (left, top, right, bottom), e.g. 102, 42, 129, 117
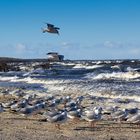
42, 23, 60, 35
81, 107, 102, 127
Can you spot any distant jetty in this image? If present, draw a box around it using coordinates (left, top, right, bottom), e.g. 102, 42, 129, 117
47, 52, 64, 61
0, 52, 64, 71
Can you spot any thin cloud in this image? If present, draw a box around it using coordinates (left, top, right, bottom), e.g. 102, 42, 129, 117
129, 48, 140, 55
103, 41, 124, 48
15, 43, 27, 53
61, 42, 80, 48
1, 41, 140, 59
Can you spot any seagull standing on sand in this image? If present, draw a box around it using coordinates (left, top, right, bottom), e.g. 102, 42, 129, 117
42, 23, 60, 35
127, 114, 140, 124
102, 106, 119, 115
18, 102, 46, 118
10, 99, 28, 112
82, 107, 102, 127
0, 103, 4, 113
18, 106, 38, 117
125, 108, 139, 120
111, 108, 129, 121
43, 110, 67, 129
67, 107, 81, 120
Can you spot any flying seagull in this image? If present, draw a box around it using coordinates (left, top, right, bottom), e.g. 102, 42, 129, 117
42, 23, 60, 35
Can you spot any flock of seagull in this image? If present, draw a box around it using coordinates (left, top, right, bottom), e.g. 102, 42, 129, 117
0, 90, 140, 129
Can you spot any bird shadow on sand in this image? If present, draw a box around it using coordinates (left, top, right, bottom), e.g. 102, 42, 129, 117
74, 126, 102, 131
4, 117, 39, 121
98, 122, 140, 129
38, 118, 47, 122
74, 123, 140, 131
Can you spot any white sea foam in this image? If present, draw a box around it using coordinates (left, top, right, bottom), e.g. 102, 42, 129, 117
0, 60, 140, 108
31, 68, 45, 74
73, 64, 103, 69
0, 76, 18, 81
96, 61, 102, 64
52, 61, 75, 66
0, 73, 140, 108
85, 71, 140, 81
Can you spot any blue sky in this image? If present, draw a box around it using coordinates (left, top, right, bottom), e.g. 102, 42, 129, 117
0, 0, 140, 60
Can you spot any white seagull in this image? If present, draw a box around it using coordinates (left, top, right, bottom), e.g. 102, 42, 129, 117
44, 110, 67, 129
82, 107, 102, 127
127, 114, 140, 124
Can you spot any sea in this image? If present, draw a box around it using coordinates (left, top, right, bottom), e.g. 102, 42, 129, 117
0, 59, 140, 104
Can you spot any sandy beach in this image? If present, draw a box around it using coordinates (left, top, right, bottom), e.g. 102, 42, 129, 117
0, 94, 140, 140
0, 110, 140, 140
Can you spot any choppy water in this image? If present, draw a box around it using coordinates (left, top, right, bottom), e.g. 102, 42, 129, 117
0, 59, 140, 102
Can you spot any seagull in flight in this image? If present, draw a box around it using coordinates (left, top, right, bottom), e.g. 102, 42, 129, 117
42, 23, 60, 35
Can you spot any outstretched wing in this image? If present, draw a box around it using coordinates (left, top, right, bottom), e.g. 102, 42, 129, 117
43, 23, 60, 35
46, 23, 54, 29
55, 27, 60, 30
